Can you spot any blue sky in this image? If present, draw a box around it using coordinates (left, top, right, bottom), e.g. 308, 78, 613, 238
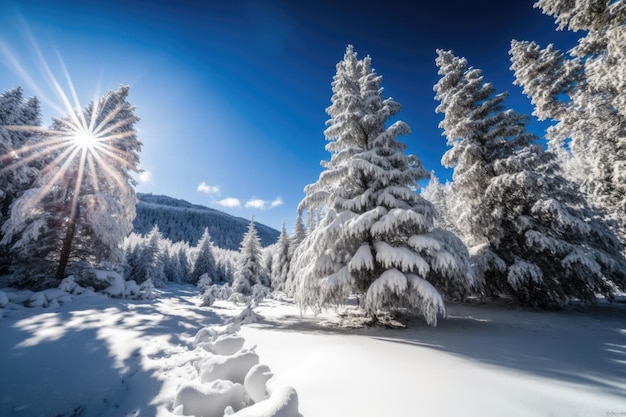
0, 0, 581, 232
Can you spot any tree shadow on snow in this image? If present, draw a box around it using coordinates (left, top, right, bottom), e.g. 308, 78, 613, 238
0, 285, 230, 416
252, 300, 626, 398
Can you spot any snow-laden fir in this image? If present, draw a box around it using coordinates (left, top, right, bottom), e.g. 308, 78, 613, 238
509, 0, 626, 240
434, 49, 626, 308
1, 86, 141, 289
292, 45, 477, 326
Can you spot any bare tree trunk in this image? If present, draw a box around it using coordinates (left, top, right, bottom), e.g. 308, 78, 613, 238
55, 205, 77, 280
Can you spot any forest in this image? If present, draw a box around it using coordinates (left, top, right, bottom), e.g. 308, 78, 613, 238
0, 0, 625, 326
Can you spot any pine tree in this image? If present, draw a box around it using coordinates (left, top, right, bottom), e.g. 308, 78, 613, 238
191, 227, 217, 283
435, 49, 626, 307
285, 213, 306, 295
290, 213, 307, 250
270, 222, 290, 291
232, 216, 265, 295
293, 46, 476, 326
1, 86, 141, 287
421, 174, 458, 236
509, 0, 626, 239
0, 87, 41, 278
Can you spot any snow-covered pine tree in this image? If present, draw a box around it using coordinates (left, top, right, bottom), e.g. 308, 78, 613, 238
434, 50, 516, 248
292, 46, 476, 326
284, 213, 306, 295
435, 49, 626, 307
1, 86, 141, 287
190, 227, 217, 283
421, 174, 458, 236
172, 241, 192, 282
290, 213, 307, 250
270, 222, 290, 291
509, 0, 626, 240
0, 87, 41, 278
232, 216, 266, 295
126, 225, 166, 286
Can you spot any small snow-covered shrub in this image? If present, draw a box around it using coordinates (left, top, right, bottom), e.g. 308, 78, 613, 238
201, 286, 218, 307
77, 269, 122, 292
234, 305, 263, 325
137, 279, 157, 300
197, 273, 213, 292
200, 284, 233, 306
229, 292, 248, 305
250, 284, 270, 306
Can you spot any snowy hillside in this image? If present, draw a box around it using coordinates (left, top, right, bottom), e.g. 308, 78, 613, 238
133, 193, 280, 249
1, 284, 624, 417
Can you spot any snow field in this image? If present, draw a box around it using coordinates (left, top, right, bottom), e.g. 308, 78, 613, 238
237, 297, 626, 417
2, 283, 626, 417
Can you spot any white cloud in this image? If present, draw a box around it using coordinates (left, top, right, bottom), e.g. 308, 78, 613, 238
245, 198, 266, 209
270, 196, 284, 208
197, 181, 220, 195
217, 197, 241, 208
245, 196, 284, 210
138, 170, 152, 183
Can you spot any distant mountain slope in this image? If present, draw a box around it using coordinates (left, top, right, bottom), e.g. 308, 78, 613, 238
133, 193, 279, 250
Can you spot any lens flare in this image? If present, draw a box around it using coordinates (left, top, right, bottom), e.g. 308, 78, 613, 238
0, 37, 139, 226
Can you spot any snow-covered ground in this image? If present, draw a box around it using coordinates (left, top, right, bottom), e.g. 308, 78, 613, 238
1, 283, 625, 417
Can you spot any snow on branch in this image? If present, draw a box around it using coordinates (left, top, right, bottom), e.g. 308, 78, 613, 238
374, 241, 430, 277
348, 244, 375, 272
507, 260, 543, 289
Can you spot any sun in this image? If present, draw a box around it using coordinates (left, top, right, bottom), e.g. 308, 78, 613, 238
71, 128, 100, 151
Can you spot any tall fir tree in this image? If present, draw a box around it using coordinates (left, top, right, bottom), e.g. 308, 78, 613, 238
232, 216, 265, 295
1, 86, 141, 287
0, 87, 42, 277
509, 0, 626, 240
270, 222, 290, 292
435, 49, 626, 307
293, 46, 476, 326
190, 227, 217, 283
285, 213, 306, 295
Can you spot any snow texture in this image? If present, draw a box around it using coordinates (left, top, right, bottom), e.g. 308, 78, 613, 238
1, 283, 624, 417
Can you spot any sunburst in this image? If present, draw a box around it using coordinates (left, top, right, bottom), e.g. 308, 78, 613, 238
0, 41, 139, 227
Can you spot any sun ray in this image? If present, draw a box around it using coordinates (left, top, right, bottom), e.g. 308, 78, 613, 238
23, 146, 82, 212
91, 102, 127, 136
0, 42, 67, 116
86, 152, 100, 193
0, 139, 69, 174
28, 37, 82, 130
56, 49, 88, 131
68, 149, 88, 222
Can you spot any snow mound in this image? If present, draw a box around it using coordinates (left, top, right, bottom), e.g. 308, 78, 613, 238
198, 334, 246, 356
244, 364, 273, 403
174, 380, 246, 417
199, 350, 260, 384
0, 273, 158, 316
175, 323, 302, 417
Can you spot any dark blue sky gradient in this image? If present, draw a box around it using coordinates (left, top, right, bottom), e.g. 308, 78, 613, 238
0, 0, 581, 231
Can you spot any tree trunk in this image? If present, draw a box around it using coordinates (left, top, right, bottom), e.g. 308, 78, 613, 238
56, 206, 77, 279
